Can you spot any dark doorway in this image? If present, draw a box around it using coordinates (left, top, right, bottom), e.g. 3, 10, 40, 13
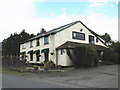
44, 52, 49, 62
36, 52, 40, 61
30, 52, 33, 61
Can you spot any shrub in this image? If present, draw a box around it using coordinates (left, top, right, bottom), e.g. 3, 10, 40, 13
40, 62, 44, 67
33, 64, 39, 71
73, 45, 86, 67
44, 60, 55, 70
86, 45, 98, 67
102, 48, 118, 64
73, 45, 98, 68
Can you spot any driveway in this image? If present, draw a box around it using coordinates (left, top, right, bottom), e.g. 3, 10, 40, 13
2, 65, 119, 88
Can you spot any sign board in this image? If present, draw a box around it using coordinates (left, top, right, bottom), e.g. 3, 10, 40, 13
72, 31, 85, 40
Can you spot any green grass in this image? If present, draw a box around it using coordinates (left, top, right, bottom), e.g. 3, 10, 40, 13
0, 66, 27, 75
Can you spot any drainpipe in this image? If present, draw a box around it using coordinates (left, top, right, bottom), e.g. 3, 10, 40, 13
56, 49, 58, 65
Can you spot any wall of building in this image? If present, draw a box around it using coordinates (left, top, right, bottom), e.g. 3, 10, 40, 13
54, 22, 106, 49
20, 34, 57, 64
57, 49, 66, 66
68, 23, 104, 46
57, 49, 73, 66
53, 22, 107, 66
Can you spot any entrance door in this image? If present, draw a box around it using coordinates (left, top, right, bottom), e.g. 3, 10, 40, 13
44, 52, 49, 62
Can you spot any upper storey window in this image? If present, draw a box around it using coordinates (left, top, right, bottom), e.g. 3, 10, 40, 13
36, 39, 40, 46
89, 35, 95, 44
22, 44, 26, 49
30, 41, 33, 48
44, 36, 49, 45
96, 38, 99, 43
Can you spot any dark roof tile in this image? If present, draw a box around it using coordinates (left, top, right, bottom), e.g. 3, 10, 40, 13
57, 41, 106, 51
24, 20, 107, 46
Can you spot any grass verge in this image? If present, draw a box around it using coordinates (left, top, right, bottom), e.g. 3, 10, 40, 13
0, 66, 27, 76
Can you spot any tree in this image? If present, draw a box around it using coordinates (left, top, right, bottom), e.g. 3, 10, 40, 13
110, 41, 120, 53
110, 41, 120, 64
2, 29, 35, 58
40, 28, 46, 34
101, 33, 111, 45
102, 48, 118, 64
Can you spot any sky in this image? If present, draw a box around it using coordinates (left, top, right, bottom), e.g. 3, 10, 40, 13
0, 0, 119, 42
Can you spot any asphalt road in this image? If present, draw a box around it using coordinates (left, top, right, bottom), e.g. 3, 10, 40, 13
1, 65, 119, 88
2, 73, 65, 88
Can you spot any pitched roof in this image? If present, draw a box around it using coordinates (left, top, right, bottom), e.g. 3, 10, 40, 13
26, 20, 107, 46
28, 21, 79, 41
56, 41, 106, 51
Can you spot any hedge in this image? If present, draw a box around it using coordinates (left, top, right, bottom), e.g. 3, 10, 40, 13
73, 45, 98, 68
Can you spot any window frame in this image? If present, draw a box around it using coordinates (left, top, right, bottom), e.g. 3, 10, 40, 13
96, 38, 99, 43
22, 44, 26, 49
89, 35, 95, 44
36, 51, 40, 61
36, 38, 40, 46
44, 36, 49, 45
30, 40, 33, 48
30, 51, 33, 61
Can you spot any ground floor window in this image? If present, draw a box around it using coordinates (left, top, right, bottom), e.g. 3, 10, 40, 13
29, 51, 33, 61
44, 52, 49, 62
36, 52, 40, 61
28, 50, 33, 61
41, 48, 49, 62
20, 52, 26, 61
21, 55, 24, 60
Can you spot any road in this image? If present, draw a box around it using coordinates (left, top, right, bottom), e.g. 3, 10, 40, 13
1, 65, 119, 88
2, 74, 65, 88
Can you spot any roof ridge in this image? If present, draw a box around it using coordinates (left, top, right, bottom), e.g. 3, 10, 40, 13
28, 21, 79, 41
24, 20, 107, 47
42, 21, 79, 34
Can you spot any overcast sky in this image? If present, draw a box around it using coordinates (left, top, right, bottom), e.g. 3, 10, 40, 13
0, 0, 118, 42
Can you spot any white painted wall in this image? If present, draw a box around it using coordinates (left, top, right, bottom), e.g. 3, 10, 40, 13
57, 49, 67, 66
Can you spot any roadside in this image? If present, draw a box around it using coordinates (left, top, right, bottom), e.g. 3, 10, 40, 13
1, 66, 27, 76
2, 65, 118, 88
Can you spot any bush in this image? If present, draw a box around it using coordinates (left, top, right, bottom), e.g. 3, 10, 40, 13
102, 48, 118, 64
44, 60, 55, 70
40, 62, 44, 67
33, 64, 39, 71
73, 45, 98, 68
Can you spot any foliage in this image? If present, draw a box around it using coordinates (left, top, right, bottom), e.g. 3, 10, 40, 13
33, 64, 39, 71
102, 48, 118, 64
102, 41, 120, 64
101, 33, 111, 45
44, 60, 55, 70
2, 29, 35, 57
40, 28, 46, 34
110, 41, 120, 53
73, 45, 98, 68
37, 28, 46, 35
40, 62, 44, 66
